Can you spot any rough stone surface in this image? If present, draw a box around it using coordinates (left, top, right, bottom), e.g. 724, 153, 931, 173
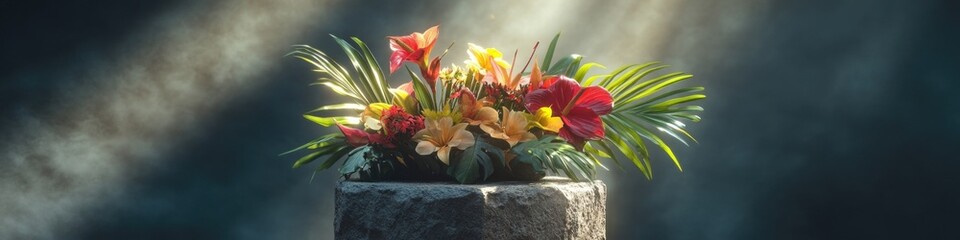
335, 177, 606, 240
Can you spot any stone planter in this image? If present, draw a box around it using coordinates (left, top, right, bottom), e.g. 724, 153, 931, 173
334, 177, 606, 240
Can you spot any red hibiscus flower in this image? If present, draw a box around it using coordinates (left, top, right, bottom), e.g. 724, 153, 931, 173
524, 76, 613, 149
388, 25, 440, 87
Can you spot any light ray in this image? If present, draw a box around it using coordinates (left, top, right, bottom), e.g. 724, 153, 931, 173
0, 0, 336, 238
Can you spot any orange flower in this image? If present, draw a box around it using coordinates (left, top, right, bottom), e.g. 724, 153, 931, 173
413, 117, 475, 164
493, 107, 537, 147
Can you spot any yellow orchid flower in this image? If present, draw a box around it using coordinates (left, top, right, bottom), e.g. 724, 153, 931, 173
527, 107, 564, 133
491, 107, 537, 147
414, 117, 475, 164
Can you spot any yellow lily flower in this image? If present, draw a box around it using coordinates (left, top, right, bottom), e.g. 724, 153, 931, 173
527, 107, 564, 133
465, 43, 510, 73
465, 43, 517, 89
414, 117, 476, 164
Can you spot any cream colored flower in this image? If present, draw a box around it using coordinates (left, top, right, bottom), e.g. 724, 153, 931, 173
492, 107, 537, 147
363, 116, 382, 131
414, 117, 475, 164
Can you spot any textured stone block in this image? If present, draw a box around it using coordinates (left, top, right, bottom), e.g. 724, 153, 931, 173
334, 177, 606, 240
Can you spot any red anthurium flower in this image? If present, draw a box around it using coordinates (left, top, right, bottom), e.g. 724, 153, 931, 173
336, 123, 370, 147
336, 122, 392, 147
524, 76, 613, 149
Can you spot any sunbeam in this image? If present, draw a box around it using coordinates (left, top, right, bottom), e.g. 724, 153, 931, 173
0, 0, 337, 238
2, 0, 950, 239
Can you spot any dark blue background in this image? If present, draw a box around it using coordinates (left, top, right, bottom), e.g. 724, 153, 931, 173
1, 0, 958, 239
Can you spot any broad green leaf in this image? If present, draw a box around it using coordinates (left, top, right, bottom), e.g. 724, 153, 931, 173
546, 54, 581, 75
407, 66, 435, 111
450, 147, 480, 184
339, 146, 372, 175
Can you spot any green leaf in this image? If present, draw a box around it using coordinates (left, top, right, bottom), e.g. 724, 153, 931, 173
601, 119, 652, 179
351, 37, 392, 102
510, 136, 596, 181
407, 66, 435, 111
450, 137, 502, 183
279, 133, 340, 156
450, 149, 480, 184
546, 54, 582, 76
316, 146, 354, 171
563, 55, 583, 77
541, 33, 561, 72
339, 146, 372, 176
574, 62, 605, 83
293, 151, 323, 169
306, 103, 366, 113
303, 114, 360, 127
289, 44, 372, 105
332, 35, 383, 103
609, 63, 666, 96
623, 73, 695, 104
314, 82, 362, 100
290, 134, 349, 169
577, 62, 705, 179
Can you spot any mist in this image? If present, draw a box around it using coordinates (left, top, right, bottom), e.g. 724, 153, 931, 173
1, 0, 957, 239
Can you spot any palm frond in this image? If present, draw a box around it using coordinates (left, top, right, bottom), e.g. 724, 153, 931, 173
540, 34, 706, 179
288, 35, 395, 127
511, 136, 597, 181
589, 64, 704, 178
285, 35, 396, 173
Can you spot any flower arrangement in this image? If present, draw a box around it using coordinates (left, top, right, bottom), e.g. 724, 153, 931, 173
284, 26, 705, 183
